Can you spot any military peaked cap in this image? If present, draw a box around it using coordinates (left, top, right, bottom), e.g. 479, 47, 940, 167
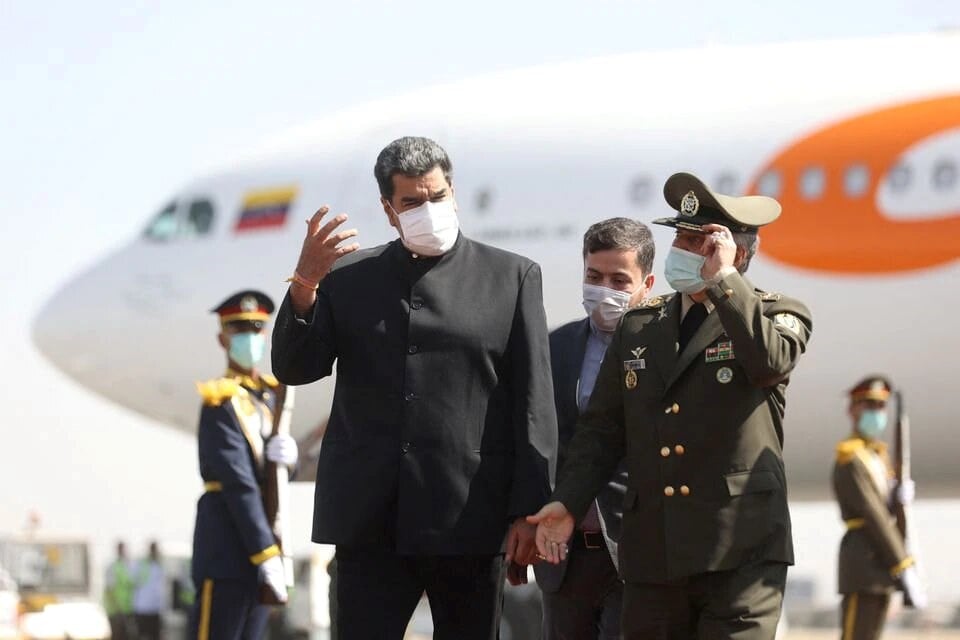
211, 290, 275, 327
653, 172, 781, 234
848, 375, 893, 402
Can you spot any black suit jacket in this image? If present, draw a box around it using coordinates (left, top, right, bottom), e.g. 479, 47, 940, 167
271, 234, 557, 555
534, 319, 626, 592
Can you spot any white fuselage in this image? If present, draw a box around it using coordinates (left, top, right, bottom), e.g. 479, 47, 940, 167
33, 32, 960, 497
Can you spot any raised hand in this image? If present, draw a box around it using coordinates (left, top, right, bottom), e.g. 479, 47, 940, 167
526, 501, 574, 565
699, 223, 737, 281
289, 206, 359, 315
296, 205, 360, 283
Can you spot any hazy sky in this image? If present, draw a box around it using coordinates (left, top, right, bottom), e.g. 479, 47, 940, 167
2, 0, 958, 587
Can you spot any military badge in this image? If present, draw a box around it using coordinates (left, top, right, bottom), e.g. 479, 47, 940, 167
658, 306, 668, 321
623, 359, 646, 371
705, 340, 735, 363
774, 313, 800, 334
240, 295, 259, 312
716, 366, 734, 384
631, 346, 647, 358
680, 190, 699, 216
625, 370, 638, 389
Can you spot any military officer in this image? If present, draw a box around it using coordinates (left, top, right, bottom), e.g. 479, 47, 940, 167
529, 172, 813, 639
833, 375, 926, 640
189, 290, 299, 640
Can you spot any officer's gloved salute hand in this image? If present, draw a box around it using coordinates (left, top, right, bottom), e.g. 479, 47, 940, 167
266, 434, 299, 467
259, 556, 288, 603
289, 205, 361, 316
900, 565, 928, 610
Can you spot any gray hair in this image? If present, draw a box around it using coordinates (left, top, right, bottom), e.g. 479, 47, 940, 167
374, 136, 453, 201
732, 232, 760, 273
582, 217, 655, 275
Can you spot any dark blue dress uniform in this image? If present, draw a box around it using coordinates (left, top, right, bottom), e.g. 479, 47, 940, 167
189, 291, 281, 640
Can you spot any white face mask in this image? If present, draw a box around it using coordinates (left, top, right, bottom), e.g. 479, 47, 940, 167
582, 283, 633, 332
393, 199, 460, 256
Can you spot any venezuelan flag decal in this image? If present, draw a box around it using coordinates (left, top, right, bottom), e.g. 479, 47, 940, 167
235, 186, 298, 232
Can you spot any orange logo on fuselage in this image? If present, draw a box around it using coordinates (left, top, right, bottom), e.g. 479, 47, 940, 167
745, 95, 960, 274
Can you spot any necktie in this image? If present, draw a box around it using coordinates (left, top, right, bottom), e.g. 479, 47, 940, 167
679, 302, 707, 352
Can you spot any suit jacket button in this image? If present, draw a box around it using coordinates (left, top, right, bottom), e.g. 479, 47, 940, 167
674, 445, 685, 456
401, 442, 411, 453
680, 485, 691, 496
408, 345, 419, 354
663, 486, 675, 497
660, 447, 670, 458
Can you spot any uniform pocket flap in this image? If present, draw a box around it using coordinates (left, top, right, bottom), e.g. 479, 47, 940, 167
622, 487, 638, 510
725, 470, 781, 497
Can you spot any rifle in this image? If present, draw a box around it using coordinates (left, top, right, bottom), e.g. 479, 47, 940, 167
259, 384, 296, 605
893, 390, 919, 607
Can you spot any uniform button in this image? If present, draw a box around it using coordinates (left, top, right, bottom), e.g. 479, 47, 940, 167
724, 288, 735, 297
660, 447, 670, 458
401, 442, 411, 453
404, 392, 416, 401
672, 403, 680, 414
674, 445, 685, 456
411, 301, 422, 310
680, 485, 691, 496
664, 406, 672, 414
408, 345, 419, 354
664, 486, 675, 497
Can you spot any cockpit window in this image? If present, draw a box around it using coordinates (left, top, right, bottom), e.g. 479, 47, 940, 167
185, 200, 215, 236
143, 203, 178, 241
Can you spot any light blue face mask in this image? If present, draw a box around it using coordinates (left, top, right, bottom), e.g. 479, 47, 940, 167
858, 409, 888, 439
229, 332, 266, 370
664, 246, 708, 294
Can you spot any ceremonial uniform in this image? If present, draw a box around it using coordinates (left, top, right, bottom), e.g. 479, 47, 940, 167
833, 377, 915, 640
551, 173, 812, 639
189, 292, 284, 640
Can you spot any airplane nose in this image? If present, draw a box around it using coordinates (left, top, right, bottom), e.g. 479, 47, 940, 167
32, 252, 126, 382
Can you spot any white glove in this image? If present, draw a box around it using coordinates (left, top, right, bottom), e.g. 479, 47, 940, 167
899, 565, 928, 610
896, 479, 916, 505
266, 434, 298, 466
258, 556, 288, 603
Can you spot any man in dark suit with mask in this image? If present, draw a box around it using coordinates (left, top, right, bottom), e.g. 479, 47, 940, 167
527, 218, 654, 640
271, 136, 557, 640
530, 173, 813, 639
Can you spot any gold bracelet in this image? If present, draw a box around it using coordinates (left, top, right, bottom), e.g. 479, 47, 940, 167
285, 271, 319, 291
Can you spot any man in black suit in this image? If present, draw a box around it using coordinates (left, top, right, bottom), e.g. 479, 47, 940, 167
530, 218, 655, 640
271, 136, 557, 640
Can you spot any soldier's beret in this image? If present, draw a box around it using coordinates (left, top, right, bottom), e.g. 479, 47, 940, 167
848, 375, 892, 402
211, 290, 275, 327
653, 172, 781, 234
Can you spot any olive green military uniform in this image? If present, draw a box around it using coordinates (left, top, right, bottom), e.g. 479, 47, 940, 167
833, 437, 913, 640
553, 268, 812, 639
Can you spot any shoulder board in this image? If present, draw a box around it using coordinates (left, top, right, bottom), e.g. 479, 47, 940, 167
261, 373, 279, 388
196, 378, 242, 407
836, 437, 866, 465
629, 293, 672, 311
757, 290, 782, 302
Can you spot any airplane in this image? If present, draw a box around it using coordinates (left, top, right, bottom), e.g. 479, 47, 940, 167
31, 30, 960, 503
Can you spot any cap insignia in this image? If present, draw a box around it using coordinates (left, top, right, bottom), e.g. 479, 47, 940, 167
680, 191, 699, 217
240, 295, 258, 313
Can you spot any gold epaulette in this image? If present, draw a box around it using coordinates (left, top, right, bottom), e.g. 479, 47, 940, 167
261, 373, 279, 388
628, 293, 672, 312
836, 437, 866, 465
196, 378, 242, 407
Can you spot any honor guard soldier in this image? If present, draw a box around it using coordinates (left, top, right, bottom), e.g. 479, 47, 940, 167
834, 375, 926, 640
188, 290, 299, 640
530, 173, 813, 639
